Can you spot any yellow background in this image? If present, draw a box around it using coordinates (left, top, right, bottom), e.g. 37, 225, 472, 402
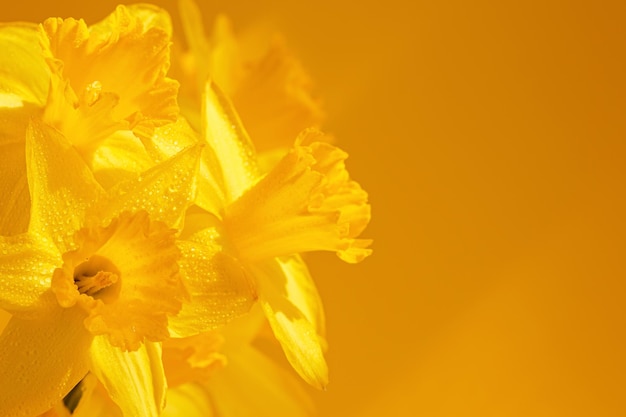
5, 1, 626, 415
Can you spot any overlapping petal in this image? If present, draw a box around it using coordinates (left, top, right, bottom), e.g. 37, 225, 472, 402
0, 307, 92, 417
26, 119, 106, 252
0, 23, 49, 106
168, 239, 256, 337
0, 234, 58, 317
89, 337, 166, 417
251, 259, 329, 389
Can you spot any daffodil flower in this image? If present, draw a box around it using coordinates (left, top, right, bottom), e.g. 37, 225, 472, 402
0, 119, 255, 417
175, 0, 325, 158
145, 81, 371, 389
0, 4, 179, 236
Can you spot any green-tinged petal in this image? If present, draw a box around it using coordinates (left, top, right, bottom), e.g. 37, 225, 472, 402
206, 345, 315, 417
162, 383, 215, 417
0, 307, 92, 417
251, 260, 329, 389
96, 144, 202, 229
89, 338, 166, 417
90, 130, 154, 189
168, 239, 256, 338
0, 23, 49, 106
202, 81, 259, 204
0, 105, 40, 235
26, 119, 106, 252
0, 234, 58, 317
144, 118, 227, 216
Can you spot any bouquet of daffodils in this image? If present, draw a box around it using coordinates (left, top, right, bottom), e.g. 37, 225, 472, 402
0, 2, 371, 416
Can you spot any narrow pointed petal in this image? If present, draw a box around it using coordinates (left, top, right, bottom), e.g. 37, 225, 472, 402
90, 130, 154, 189
0, 23, 49, 106
162, 383, 215, 417
0, 105, 39, 235
89, 337, 166, 417
0, 234, 58, 317
168, 239, 257, 337
251, 260, 329, 389
26, 119, 106, 251
143, 118, 227, 216
276, 255, 326, 340
207, 345, 315, 417
98, 144, 203, 228
203, 81, 259, 203
178, 0, 211, 90
0, 307, 92, 417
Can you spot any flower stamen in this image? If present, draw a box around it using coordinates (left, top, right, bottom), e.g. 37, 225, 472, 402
73, 255, 120, 297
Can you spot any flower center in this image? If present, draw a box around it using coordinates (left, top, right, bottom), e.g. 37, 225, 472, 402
73, 255, 120, 301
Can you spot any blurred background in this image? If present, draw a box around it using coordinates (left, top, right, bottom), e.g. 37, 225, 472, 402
6, 1, 626, 415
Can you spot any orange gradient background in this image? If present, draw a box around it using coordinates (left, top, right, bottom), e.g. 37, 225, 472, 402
4, 1, 626, 416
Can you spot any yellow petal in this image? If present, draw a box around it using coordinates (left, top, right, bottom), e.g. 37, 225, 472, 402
168, 239, 257, 338
223, 130, 372, 263
0, 234, 58, 317
233, 38, 325, 153
26, 119, 106, 252
162, 332, 227, 387
90, 130, 155, 189
251, 259, 329, 389
162, 383, 215, 417
97, 144, 202, 229
206, 344, 315, 416
202, 81, 259, 203
143, 118, 227, 216
0, 307, 92, 417
89, 337, 166, 417
178, 0, 211, 92
0, 23, 49, 106
90, 4, 173, 39
276, 255, 326, 341
0, 105, 40, 235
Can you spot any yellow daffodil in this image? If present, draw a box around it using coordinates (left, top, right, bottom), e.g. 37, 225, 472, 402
0, 119, 254, 417
175, 0, 325, 156
0, 4, 180, 237
145, 81, 371, 389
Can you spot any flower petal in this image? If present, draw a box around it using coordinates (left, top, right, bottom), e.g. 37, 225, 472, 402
0, 104, 40, 236
97, 144, 202, 229
0, 307, 92, 417
0, 23, 49, 106
251, 259, 329, 389
168, 239, 257, 338
206, 345, 315, 416
26, 118, 106, 252
143, 118, 227, 216
89, 337, 166, 417
233, 38, 325, 153
90, 130, 155, 189
90, 4, 173, 39
162, 383, 215, 417
0, 234, 58, 317
202, 81, 259, 203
